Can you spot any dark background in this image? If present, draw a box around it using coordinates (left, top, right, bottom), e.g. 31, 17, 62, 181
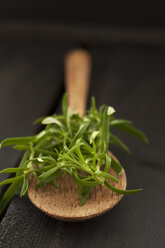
0, 2, 165, 248
1, 0, 165, 27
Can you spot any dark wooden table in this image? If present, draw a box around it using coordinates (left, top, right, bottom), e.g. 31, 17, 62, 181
0, 22, 165, 248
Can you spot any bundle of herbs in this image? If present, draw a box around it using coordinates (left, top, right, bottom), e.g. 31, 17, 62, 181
0, 94, 148, 214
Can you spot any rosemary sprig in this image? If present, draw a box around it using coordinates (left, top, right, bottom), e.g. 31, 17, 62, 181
0, 94, 148, 214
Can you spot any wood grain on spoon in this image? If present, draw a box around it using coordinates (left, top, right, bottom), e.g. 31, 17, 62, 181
65, 49, 91, 116
28, 49, 127, 221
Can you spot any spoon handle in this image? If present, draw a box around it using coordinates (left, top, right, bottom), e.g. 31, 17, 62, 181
65, 49, 91, 116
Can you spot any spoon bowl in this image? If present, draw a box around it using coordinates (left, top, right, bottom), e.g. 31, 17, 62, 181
28, 152, 127, 221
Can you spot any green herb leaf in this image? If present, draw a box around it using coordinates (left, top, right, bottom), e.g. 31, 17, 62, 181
0, 175, 24, 187
101, 106, 110, 152
0, 137, 35, 148
33, 116, 46, 124
114, 124, 148, 143
69, 121, 90, 148
13, 145, 29, 150
104, 180, 143, 194
80, 186, 93, 206
38, 166, 60, 180
42, 117, 63, 127
0, 168, 22, 174
104, 153, 111, 173
96, 171, 118, 183
110, 133, 131, 154
36, 171, 62, 189
62, 93, 68, 126
91, 97, 97, 114
110, 155, 123, 175
20, 175, 29, 197
0, 150, 30, 215
110, 119, 132, 126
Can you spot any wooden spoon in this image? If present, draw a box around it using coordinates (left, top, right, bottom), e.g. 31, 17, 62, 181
28, 50, 127, 221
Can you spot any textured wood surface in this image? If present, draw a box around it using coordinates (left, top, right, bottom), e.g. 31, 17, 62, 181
28, 167, 126, 221
0, 30, 165, 247
65, 49, 91, 116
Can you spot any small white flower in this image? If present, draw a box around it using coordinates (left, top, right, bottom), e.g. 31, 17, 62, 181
107, 106, 115, 115
37, 158, 44, 162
